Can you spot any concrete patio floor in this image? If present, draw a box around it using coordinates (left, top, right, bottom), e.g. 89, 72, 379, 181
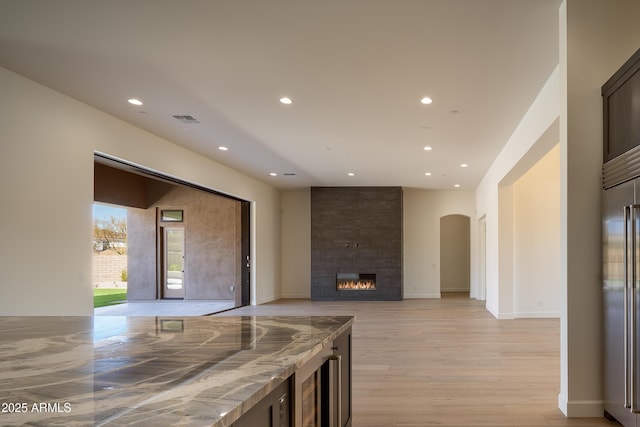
94, 300, 236, 316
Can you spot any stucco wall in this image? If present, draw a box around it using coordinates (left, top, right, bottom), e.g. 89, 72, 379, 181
127, 186, 241, 301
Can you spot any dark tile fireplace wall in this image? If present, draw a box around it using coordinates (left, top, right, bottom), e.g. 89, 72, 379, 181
311, 187, 403, 301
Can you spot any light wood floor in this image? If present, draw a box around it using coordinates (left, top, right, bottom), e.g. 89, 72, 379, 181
221, 294, 616, 426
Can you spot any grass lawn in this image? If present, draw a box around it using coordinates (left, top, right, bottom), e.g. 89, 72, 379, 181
94, 288, 127, 308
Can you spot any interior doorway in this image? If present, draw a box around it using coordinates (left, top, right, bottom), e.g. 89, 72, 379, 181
93, 153, 251, 311
440, 214, 471, 295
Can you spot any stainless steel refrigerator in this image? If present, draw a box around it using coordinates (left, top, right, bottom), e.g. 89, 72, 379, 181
602, 47, 640, 427
603, 171, 640, 426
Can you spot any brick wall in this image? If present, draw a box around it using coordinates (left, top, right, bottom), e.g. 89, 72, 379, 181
92, 251, 127, 286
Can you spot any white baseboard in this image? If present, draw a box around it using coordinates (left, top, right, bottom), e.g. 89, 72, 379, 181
256, 295, 279, 305
496, 312, 515, 320
558, 393, 603, 417
486, 303, 499, 319
515, 311, 560, 319
486, 305, 560, 319
404, 293, 441, 299
280, 293, 310, 299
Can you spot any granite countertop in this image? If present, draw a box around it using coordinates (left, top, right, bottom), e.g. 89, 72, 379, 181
0, 315, 354, 427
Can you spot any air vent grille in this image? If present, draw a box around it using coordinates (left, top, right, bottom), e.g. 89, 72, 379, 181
172, 115, 200, 124
603, 143, 640, 189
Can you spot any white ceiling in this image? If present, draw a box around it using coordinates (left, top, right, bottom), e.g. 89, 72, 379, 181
0, 0, 561, 190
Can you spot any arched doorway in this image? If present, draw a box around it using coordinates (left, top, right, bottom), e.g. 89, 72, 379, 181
440, 214, 471, 295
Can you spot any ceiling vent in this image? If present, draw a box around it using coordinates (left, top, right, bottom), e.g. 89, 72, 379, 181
172, 115, 200, 124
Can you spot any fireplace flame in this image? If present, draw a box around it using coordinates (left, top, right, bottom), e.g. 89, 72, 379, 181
337, 280, 376, 290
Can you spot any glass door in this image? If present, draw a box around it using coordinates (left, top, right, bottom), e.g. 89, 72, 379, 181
163, 227, 185, 299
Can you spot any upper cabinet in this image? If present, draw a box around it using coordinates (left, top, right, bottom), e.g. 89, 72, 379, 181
602, 47, 640, 164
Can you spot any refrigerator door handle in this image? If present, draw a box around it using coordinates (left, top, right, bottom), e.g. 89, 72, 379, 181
631, 204, 640, 413
625, 205, 631, 409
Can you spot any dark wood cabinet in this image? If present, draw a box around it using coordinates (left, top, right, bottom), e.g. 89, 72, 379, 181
294, 327, 353, 427
602, 47, 640, 164
232, 327, 352, 427
231, 377, 291, 427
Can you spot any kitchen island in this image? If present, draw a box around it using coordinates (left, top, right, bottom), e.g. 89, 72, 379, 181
0, 315, 354, 426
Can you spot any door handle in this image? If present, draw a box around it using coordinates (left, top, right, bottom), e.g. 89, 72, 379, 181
328, 354, 342, 427
631, 205, 640, 413
625, 205, 631, 409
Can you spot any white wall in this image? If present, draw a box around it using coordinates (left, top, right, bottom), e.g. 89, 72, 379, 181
473, 1, 640, 416
281, 189, 311, 298
403, 188, 475, 298
558, 0, 640, 417
513, 144, 561, 318
0, 67, 282, 315
497, 184, 515, 317
475, 67, 560, 319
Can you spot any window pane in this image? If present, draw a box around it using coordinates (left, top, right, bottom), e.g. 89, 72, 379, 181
161, 210, 183, 222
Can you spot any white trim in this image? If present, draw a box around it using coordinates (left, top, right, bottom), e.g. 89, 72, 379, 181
404, 293, 441, 299
558, 394, 603, 418
514, 311, 560, 319
280, 293, 311, 299
486, 302, 499, 318
441, 288, 471, 293
256, 295, 279, 305
496, 312, 515, 320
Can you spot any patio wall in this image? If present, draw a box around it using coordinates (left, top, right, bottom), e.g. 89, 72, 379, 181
92, 251, 127, 287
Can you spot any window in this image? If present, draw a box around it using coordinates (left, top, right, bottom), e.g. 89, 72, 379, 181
161, 210, 183, 222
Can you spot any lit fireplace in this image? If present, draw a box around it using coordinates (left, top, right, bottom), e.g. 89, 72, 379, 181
336, 273, 376, 291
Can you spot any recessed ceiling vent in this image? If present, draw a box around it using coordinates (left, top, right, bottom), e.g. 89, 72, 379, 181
172, 115, 200, 124
283, 173, 297, 176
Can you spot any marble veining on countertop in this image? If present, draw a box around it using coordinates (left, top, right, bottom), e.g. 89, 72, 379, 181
0, 315, 354, 426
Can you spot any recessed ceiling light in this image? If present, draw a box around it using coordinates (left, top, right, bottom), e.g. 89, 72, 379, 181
279, 97, 293, 105
128, 98, 143, 106
269, 172, 277, 176
420, 97, 433, 105
423, 146, 433, 151
454, 184, 460, 188
460, 163, 468, 168
347, 172, 355, 176
218, 146, 228, 151
425, 172, 432, 176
